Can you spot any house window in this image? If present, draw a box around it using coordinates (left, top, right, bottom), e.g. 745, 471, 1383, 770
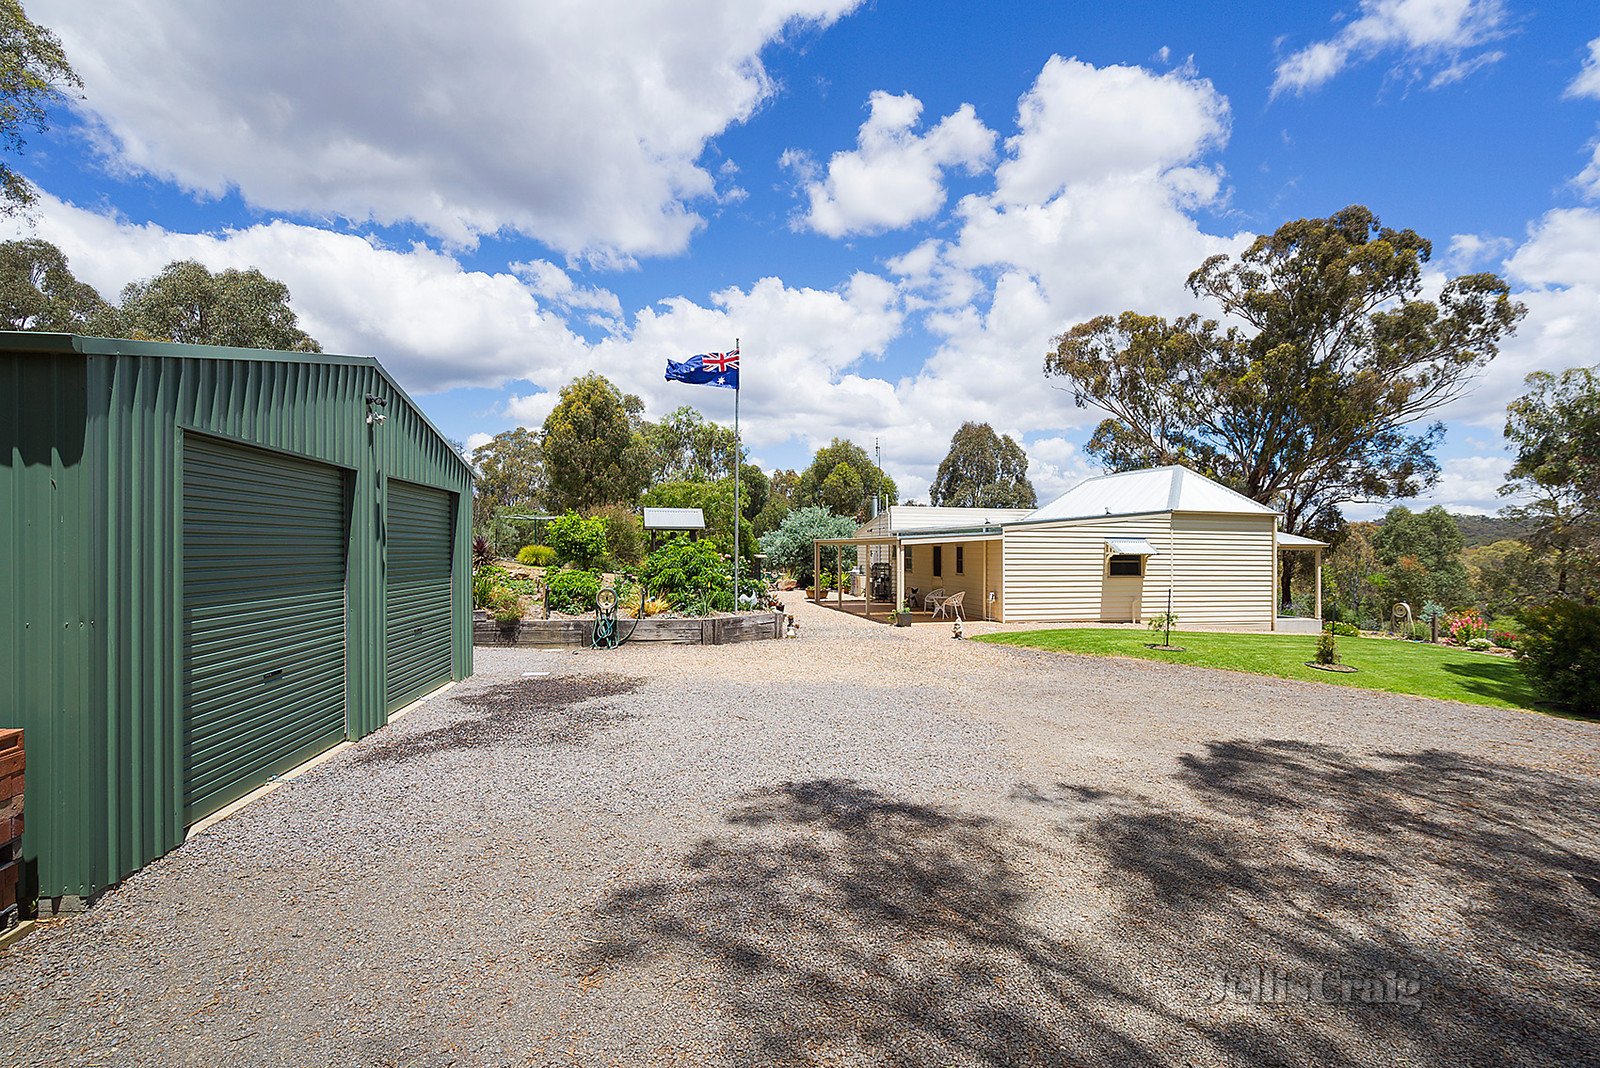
933, 546, 943, 577
904, 547, 913, 570
1108, 554, 1143, 576
955, 546, 964, 574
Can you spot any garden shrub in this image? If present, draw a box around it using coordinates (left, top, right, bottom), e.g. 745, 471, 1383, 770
546, 511, 609, 569
1489, 628, 1521, 652
1518, 600, 1600, 715
1326, 621, 1360, 637
1466, 637, 1494, 651
503, 576, 545, 599
759, 506, 858, 585
640, 536, 734, 614
586, 503, 645, 568
473, 565, 509, 608
1314, 630, 1339, 665
516, 544, 557, 567
544, 567, 604, 614
482, 583, 522, 623
1445, 610, 1488, 644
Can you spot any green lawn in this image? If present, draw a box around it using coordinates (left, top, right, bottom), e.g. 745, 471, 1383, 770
975, 628, 1548, 713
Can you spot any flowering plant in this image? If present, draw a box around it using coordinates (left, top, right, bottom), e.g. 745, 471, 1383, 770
1445, 610, 1488, 644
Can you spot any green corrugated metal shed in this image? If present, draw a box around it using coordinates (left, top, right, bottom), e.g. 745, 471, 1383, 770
0, 332, 474, 900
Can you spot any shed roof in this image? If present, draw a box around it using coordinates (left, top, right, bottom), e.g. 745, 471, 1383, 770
0, 331, 474, 480
1026, 465, 1277, 522
643, 507, 706, 530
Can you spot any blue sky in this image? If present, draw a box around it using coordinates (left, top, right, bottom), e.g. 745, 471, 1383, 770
10, 0, 1600, 512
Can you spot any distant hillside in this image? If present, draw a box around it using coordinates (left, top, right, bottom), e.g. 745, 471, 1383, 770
1452, 512, 1534, 547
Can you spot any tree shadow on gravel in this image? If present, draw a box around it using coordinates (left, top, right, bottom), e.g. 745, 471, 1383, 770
1020, 739, 1600, 1068
586, 746, 1600, 1067
586, 779, 1218, 1067
351, 674, 638, 765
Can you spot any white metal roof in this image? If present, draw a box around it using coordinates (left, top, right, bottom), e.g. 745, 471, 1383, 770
1025, 466, 1278, 522
642, 507, 705, 530
900, 530, 1004, 545
858, 505, 1035, 536
1277, 531, 1327, 547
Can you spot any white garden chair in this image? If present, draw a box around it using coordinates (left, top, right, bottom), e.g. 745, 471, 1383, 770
932, 590, 965, 620
922, 587, 946, 613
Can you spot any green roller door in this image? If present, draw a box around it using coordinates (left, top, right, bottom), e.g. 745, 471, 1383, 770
386, 480, 455, 713
182, 435, 349, 822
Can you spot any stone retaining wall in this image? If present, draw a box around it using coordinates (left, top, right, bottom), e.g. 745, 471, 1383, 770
473, 610, 786, 647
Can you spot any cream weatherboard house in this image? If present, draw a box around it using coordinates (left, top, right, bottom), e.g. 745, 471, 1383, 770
815, 466, 1324, 631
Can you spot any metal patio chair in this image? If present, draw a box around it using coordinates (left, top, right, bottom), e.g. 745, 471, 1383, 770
932, 590, 965, 620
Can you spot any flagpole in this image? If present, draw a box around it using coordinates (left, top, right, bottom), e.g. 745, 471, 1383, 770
732, 336, 741, 609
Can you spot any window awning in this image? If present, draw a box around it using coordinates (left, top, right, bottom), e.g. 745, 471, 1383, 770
1106, 537, 1159, 556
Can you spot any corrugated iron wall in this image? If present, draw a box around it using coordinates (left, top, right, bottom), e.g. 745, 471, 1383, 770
1, 353, 107, 901
1, 336, 473, 898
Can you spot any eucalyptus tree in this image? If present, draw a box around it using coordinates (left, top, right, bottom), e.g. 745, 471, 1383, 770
1046, 206, 1525, 602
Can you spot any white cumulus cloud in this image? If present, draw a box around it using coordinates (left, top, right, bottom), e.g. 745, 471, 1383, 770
992, 56, 1230, 206
1272, 0, 1508, 97
34, 0, 863, 263
1567, 36, 1600, 99
1440, 207, 1600, 428
2, 193, 591, 393
788, 90, 996, 237
1575, 142, 1600, 201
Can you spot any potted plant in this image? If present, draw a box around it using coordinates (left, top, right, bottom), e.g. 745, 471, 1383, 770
893, 602, 912, 627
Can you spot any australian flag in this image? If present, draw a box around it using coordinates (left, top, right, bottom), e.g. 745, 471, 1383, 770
664, 347, 739, 390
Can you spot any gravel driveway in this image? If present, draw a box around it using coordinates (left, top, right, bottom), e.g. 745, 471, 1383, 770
2, 597, 1597, 1067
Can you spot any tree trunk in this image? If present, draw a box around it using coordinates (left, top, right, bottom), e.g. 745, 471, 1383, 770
1279, 552, 1295, 610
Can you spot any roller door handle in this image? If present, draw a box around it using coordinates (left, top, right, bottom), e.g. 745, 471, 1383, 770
262, 669, 284, 684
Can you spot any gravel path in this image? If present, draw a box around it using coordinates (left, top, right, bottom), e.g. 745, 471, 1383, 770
2, 596, 1597, 1067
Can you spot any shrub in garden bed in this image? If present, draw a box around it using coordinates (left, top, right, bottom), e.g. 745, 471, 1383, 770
473, 565, 509, 608
639, 536, 735, 614
486, 585, 523, 624
546, 511, 609, 569
517, 544, 557, 567
1489, 629, 1521, 652
544, 568, 604, 614
586, 503, 645, 568
1518, 600, 1600, 716
1445, 610, 1488, 644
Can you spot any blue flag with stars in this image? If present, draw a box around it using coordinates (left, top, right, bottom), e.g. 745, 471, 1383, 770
665, 347, 739, 390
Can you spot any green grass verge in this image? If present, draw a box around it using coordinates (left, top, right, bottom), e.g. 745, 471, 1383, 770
975, 628, 1548, 714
